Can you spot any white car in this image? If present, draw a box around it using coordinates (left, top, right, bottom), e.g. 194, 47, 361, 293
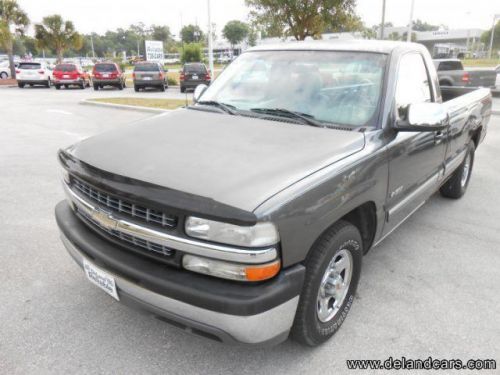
16, 61, 53, 88
495, 65, 500, 89
0, 60, 17, 79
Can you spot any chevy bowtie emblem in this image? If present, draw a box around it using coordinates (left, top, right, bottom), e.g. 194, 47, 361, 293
91, 208, 117, 230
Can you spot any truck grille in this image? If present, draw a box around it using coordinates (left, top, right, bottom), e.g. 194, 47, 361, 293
79, 209, 174, 257
72, 178, 177, 229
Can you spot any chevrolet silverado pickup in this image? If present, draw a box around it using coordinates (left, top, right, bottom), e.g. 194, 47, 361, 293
56, 41, 492, 347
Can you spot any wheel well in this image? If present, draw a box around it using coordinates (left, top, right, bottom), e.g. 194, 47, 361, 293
439, 79, 452, 86
340, 202, 377, 254
471, 126, 482, 148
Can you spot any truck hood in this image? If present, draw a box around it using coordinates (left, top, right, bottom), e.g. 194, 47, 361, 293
71, 109, 365, 212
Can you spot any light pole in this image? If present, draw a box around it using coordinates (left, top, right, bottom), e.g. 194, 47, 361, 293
488, 14, 500, 59
207, 0, 214, 76
407, 0, 416, 42
380, 0, 386, 40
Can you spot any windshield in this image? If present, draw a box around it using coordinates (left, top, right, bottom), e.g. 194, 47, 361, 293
199, 50, 387, 127
55, 64, 77, 72
134, 64, 160, 72
95, 64, 117, 72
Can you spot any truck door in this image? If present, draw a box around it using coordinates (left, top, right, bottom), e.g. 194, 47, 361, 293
383, 52, 447, 235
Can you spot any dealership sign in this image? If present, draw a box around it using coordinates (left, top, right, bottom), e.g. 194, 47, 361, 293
145, 41, 164, 62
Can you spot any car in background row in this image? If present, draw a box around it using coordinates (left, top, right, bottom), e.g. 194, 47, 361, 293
53, 63, 91, 89
92, 62, 126, 90
434, 59, 497, 88
133, 62, 168, 92
0, 60, 20, 79
180, 63, 211, 93
16, 62, 52, 88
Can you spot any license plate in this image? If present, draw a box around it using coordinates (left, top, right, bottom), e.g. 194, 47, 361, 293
143, 77, 152, 80
103, 74, 110, 78
83, 259, 119, 300
63, 74, 69, 78
192, 75, 199, 80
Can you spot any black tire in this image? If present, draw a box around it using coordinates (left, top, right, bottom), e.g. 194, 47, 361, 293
180, 86, 186, 93
118, 82, 124, 90
159, 84, 165, 92
18, 82, 25, 88
79, 82, 85, 89
55, 84, 61, 90
440, 142, 475, 199
291, 220, 363, 347
0, 72, 8, 79
134, 85, 139, 92
93, 84, 99, 91
64, 84, 68, 89
46, 79, 51, 88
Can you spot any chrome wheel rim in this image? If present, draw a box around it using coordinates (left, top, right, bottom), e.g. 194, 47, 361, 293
461, 153, 471, 188
317, 249, 353, 323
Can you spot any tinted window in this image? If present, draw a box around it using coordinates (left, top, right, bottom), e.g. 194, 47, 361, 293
184, 64, 206, 73
396, 53, 431, 112
55, 64, 77, 72
19, 63, 41, 70
134, 64, 160, 72
95, 64, 117, 72
437, 61, 463, 71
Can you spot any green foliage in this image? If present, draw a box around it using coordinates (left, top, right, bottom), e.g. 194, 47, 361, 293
0, 0, 29, 77
222, 20, 249, 47
247, 28, 258, 47
180, 24, 204, 44
246, 0, 359, 40
481, 21, 500, 50
35, 14, 83, 62
167, 76, 178, 86
411, 19, 441, 32
181, 43, 203, 64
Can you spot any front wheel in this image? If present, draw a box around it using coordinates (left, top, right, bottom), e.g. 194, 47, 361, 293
291, 220, 362, 346
18, 82, 25, 88
440, 142, 475, 199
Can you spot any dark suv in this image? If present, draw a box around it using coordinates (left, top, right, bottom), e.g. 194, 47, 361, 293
133, 62, 168, 92
180, 63, 211, 93
92, 62, 126, 90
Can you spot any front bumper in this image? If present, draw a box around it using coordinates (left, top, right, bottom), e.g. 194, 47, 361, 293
55, 200, 304, 345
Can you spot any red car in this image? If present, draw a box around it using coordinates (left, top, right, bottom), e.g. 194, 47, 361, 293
92, 62, 126, 90
52, 63, 91, 89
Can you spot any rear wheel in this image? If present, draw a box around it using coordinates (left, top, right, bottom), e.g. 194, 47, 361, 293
134, 85, 139, 92
291, 221, 362, 346
46, 78, 51, 88
55, 85, 61, 90
0, 72, 8, 79
93, 83, 99, 91
159, 84, 165, 92
440, 142, 475, 199
18, 82, 25, 88
180, 86, 186, 93
79, 81, 85, 89
117, 82, 124, 90
64, 84, 68, 89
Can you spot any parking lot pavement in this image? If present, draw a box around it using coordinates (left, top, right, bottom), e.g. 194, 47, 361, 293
1, 87, 499, 374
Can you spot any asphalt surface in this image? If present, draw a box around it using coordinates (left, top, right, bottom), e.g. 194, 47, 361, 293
1, 87, 499, 374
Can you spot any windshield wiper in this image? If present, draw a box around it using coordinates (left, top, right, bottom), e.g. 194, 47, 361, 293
250, 108, 325, 128
196, 100, 239, 115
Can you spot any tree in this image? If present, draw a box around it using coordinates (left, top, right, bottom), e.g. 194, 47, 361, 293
35, 15, 83, 63
180, 24, 204, 44
180, 43, 203, 64
0, 0, 29, 78
248, 28, 258, 46
387, 31, 401, 41
223, 20, 249, 48
411, 19, 439, 32
151, 25, 172, 44
246, 0, 359, 40
481, 21, 500, 51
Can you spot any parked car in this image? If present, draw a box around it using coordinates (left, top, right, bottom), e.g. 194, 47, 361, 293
52, 63, 91, 89
133, 62, 168, 92
180, 62, 211, 93
434, 59, 497, 88
0, 60, 19, 79
56, 41, 491, 347
16, 61, 52, 88
92, 62, 126, 90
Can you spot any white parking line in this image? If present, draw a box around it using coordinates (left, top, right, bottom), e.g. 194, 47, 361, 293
46, 109, 73, 115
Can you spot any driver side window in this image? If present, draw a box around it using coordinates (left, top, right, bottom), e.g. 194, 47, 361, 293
395, 53, 432, 118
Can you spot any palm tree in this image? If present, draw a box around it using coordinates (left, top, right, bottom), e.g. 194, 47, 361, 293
0, 0, 29, 79
35, 15, 83, 63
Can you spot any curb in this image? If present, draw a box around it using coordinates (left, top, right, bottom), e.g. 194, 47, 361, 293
80, 99, 171, 113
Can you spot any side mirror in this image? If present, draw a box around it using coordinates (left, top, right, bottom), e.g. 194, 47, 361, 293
193, 84, 208, 103
395, 102, 448, 131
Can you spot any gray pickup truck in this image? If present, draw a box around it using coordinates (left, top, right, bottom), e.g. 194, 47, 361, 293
56, 41, 491, 347
434, 58, 497, 88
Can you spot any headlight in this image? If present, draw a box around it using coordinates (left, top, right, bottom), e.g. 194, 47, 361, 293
185, 216, 279, 247
182, 255, 281, 282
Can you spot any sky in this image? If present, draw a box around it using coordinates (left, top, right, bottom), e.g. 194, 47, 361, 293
16, 0, 500, 37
